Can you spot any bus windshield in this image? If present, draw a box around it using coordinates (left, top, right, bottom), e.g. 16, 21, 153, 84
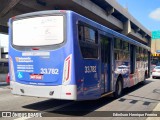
12, 16, 64, 46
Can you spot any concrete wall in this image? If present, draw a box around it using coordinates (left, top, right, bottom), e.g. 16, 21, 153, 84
0, 74, 7, 82
0, 33, 8, 58
151, 39, 160, 54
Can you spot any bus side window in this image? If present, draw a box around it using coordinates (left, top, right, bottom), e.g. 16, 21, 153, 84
130, 45, 136, 74
78, 24, 98, 59
78, 25, 84, 41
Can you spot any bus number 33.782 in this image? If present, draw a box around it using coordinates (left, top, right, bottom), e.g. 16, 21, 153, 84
85, 66, 97, 73
40, 68, 59, 75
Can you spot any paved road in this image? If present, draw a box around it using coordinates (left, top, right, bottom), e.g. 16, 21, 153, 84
0, 74, 7, 82
0, 78, 160, 120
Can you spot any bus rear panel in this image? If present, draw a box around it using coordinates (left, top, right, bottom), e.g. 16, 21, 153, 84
9, 11, 77, 100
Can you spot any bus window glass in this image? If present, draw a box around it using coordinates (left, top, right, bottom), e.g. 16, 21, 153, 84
123, 42, 129, 51
78, 24, 98, 59
114, 51, 118, 60
81, 45, 98, 58
78, 25, 84, 41
84, 27, 96, 43
13, 16, 64, 46
136, 47, 139, 53
114, 38, 122, 49
144, 49, 148, 61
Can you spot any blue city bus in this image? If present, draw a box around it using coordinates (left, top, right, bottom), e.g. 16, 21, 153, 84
9, 10, 150, 100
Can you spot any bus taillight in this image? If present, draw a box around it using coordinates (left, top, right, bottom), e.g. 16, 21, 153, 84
152, 69, 156, 72
66, 93, 71, 95
9, 56, 16, 81
32, 47, 39, 50
63, 55, 72, 85
66, 59, 70, 81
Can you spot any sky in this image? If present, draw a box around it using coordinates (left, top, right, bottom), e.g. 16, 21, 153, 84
117, 0, 160, 32
0, 33, 8, 48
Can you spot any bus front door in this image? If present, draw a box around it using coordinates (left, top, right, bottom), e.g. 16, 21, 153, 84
100, 35, 111, 93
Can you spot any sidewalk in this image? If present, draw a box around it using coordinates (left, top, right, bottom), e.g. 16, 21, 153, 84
146, 103, 160, 120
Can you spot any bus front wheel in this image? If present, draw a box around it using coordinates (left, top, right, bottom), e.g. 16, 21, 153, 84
114, 78, 123, 98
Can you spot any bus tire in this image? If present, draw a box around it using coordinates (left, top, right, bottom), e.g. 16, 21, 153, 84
114, 77, 123, 98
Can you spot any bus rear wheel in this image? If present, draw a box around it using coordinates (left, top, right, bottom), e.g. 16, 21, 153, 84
114, 78, 123, 98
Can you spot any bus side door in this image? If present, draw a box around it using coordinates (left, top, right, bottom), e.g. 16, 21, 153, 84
100, 35, 112, 93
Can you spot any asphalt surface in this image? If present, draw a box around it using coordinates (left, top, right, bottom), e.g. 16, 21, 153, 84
0, 74, 6, 82
0, 78, 160, 120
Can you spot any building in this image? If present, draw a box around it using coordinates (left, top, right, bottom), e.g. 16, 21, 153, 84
151, 30, 160, 66
151, 30, 160, 57
0, 33, 8, 59
0, 0, 151, 58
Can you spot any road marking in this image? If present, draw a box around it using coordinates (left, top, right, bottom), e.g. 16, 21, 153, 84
14, 101, 74, 120
146, 103, 160, 120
